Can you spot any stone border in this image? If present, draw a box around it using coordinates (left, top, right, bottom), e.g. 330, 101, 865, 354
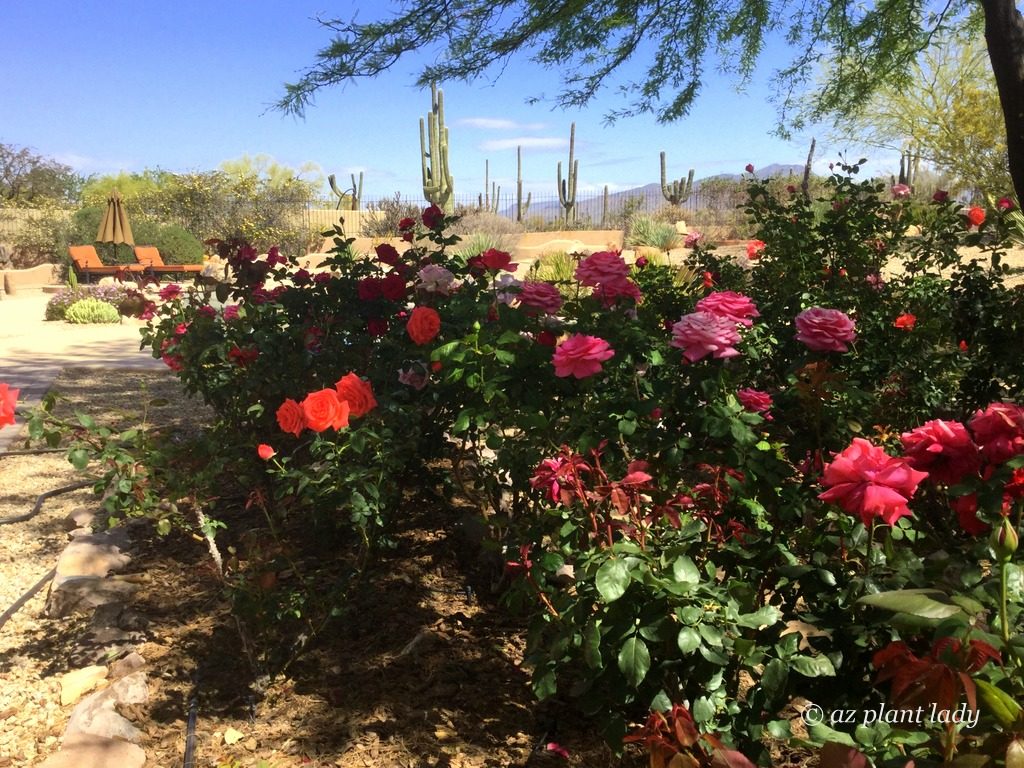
2, 263, 62, 295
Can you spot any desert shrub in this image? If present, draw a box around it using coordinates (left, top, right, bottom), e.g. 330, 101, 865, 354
363, 193, 422, 238
626, 213, 681, 249
151, 223, 203, 264
45, 284, 134, 321
64, 297, 121, 324
450, 209, 523, 239
454, 232, 516, 260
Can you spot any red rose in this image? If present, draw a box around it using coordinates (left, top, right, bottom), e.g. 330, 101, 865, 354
901, 419, 980, 485
276, 398, 305, 437
301, 389, 350, 433
257, 444, 276, 460
422, 204, 444, 230
367, 318, 388, 337
0, 383, 19, 427
480, 248, 514, 271
358, 277, 382, 301
375, 243, 401, 266
893, 313, 916, 331
998, 197, 1015, 212
745, 163, 755, 174
966, 206, 986, 227
406, 306, 441, 345
335, 373, 377, 418
818, 438, 928, 527
398, 217, 416, 231
379, 272, 407, 301
536, 330, 557, 347
932, 189, 949, 202
745, 240, 766, 260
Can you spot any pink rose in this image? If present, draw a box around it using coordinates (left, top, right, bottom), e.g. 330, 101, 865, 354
575, 251, 629, 287
670, 312, 742, 363
594, 276, 642, 306
158, 283, 182, 302
552, 334, 615, 379
891, 184, 911, 199
737, 388, 772, 413
398, 365, 428, 390
222, 304, 240, 321
684, 231, 704, 248
998, 197, 1015, 212
818, 438, 928, 527
794, 307, 856, 353
900, 419, 980, 485
518, 281, 564, 315
968, 402, 1024, 464
417, 264, 457, 295
0, 383, 19, 427
696, 291, 760, 328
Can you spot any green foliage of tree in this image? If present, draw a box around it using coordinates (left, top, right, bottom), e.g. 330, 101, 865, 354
0, 143, 83, 205
277, 0, 1024, 200
830, 34, 1010, 198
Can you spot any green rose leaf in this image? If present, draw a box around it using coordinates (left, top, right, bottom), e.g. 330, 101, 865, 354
857, 589, 965, 620
789, 654, 836, 677
596, 558, 630, 603
618, 635, 650, 688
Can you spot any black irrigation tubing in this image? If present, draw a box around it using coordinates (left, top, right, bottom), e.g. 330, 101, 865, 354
183, 693, 199, 768
0, 479, 95, 525
0, 448, 66, 457
0, 566, 56, 632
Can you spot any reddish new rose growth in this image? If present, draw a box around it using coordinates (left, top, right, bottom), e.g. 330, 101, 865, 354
0, 383, 19, 428
335, 373, 377, 418
406, 306, 441, 345
893, 313, 917, 331
818, 438, 928, 527
552, 334, 615, 379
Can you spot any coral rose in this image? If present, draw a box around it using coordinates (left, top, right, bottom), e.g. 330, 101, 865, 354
575, 251, 629, 287
406, 306, 441, 345
968, 402, 1024, 464
257, 444, 276, 460
696, 291, 760, 328
301, 389, 350, 433
900, 419, 980, 485
818, 438, 928, 527
965, 206, 986, 227
276, 398, 305, 437
746, 240, 766, 260
0, 383, 19, 428
893, 313, 916, 331
552, 334, 615, 379
794, 307, 856, 353
670, 312, 741, 363
518, 281, 563, 315
335, 373, 378, 418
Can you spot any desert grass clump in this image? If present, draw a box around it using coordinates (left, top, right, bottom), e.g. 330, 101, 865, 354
64, 297, 121, 324
626, 214, 681, 250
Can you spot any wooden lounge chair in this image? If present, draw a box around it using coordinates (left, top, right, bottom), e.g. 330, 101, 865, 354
68, 245, 145, 283
133, 246, 205, 278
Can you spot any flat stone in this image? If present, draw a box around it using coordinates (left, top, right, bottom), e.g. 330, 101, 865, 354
70, 626, 146, 668
59, 665, 108, 706
64, 673, 148, 744
63, 508, 97, 532
108, 652, 146, 680
36, 733, 145, 768
46, 576, 140, 618
53, 533, 131, 585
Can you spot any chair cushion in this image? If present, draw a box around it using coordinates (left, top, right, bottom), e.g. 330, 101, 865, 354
68, 245, 104, 269
133, 246, 165, 267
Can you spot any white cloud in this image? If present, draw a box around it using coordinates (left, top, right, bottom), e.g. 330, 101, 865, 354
480, 137, 566, 152
459, 117, 546, 131
53, 152, 136, 174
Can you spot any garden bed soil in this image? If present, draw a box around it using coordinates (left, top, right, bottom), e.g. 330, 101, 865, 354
0, 369, 641, 768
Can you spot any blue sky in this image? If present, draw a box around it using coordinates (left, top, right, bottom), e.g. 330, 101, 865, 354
1, 1, 891, 202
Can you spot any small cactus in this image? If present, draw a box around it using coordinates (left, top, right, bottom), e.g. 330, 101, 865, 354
557, 123, 578, 224
659, 152, 694, 206
516, 145, 531, 222
420, 83, 454, 212
601, 185, 609, 228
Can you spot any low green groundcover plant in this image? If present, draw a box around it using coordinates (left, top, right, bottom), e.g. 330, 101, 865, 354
45, 284, 134, 321
64, 296, 122, 324
7, 164, 1024, 766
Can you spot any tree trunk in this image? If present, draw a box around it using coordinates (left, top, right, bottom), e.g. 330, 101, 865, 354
983, 0, 1024, 200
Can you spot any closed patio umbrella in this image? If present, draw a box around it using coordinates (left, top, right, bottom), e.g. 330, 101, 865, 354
96, 189, 134, 263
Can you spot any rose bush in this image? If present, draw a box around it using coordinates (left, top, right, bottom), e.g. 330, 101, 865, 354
118, 161, 1024, 765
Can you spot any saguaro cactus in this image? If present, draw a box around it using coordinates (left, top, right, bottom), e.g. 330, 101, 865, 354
516, 145, 531, 222
478, 160, 501, 213
420, 83, 454, 212
328, 171, 363, 211
660, 152, 694, 206
898, 146, 920, 189
557, 123, 578, 224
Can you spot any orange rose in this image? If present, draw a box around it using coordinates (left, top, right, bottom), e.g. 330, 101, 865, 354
276, 398, 305, 437
301, 389, 350, 432
335, 373, 377, 418
406, 306, 441, 346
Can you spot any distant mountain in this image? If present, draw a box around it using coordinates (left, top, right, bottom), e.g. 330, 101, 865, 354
504, 164, 808, 221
